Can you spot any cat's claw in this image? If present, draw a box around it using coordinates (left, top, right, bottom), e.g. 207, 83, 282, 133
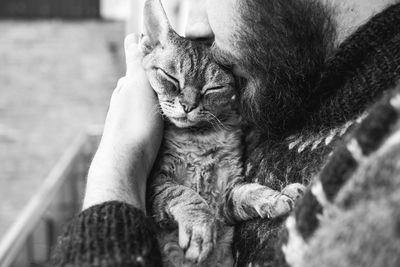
255, 183, 306, 218
282, 183, 307, 201
255, 194, 294, 218
178, 218, 216, 263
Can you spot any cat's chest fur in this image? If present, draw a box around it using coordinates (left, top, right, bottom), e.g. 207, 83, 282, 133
162, 123, 243, 213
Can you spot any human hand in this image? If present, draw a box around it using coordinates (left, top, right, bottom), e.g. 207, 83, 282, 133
83, 34, 163, 211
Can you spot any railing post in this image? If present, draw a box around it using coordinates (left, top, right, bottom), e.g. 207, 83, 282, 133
45, 218, 55, 260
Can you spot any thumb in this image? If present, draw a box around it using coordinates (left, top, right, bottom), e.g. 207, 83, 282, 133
124, 33, 143, 74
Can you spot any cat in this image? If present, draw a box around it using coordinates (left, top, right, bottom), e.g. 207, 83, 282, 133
138, 0, 306, 266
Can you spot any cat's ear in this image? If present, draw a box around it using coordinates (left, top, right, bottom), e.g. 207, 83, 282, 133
140, 0, 173, 53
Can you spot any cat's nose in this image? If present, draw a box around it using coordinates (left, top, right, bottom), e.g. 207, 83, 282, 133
179, 101, 196, 113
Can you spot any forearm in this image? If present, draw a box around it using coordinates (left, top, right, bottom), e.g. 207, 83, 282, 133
83, 139, 149, 211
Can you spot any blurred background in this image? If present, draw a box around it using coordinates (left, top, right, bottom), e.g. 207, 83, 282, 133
0, 0, 185, 266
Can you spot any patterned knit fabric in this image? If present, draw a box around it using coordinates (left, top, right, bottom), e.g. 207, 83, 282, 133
292, 84, 400, 249
50, 201, 162, 267
309, 3, 400, 129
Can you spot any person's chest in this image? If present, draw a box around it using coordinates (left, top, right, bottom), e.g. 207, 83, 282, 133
242, 119, 362, 190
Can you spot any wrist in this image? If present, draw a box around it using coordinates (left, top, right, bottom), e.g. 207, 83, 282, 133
83, 139, 149, 211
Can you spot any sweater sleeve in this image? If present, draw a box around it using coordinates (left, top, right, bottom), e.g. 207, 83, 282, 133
50, 201, 162, 267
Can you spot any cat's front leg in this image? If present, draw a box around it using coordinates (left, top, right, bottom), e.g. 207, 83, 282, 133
223, 182, 306, 224
150, 181, 216, 263
172, 201, 216, 263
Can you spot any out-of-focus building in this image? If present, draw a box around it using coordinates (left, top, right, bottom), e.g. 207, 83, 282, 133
0, 0, 100, 18
0, 0, 187, 36
101, 0, 130, 20
124, 0, 187, 35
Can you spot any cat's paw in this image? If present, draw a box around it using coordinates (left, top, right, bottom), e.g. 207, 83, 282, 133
227, 184, 296, 221
282, 183, 306, 202
177, 216, 216, 263
254, 193, 294, 219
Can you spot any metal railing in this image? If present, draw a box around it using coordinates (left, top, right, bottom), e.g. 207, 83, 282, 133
0, 126, 102, 267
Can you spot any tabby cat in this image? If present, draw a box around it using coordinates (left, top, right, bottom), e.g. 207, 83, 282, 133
138, 0, 305, 266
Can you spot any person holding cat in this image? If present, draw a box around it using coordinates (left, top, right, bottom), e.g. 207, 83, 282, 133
50, 34, 165, 266
51, 0, 400, 266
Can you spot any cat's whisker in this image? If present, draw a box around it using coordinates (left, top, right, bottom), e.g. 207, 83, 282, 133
151, 104, 161, 114
161, 106, 174, 115
153, 104, 168, 118
153, 103, 163, 113
160, 103, 175, 113
199, 111, 222, 131
204, 117, 220, 132
204, 111, 228, 131
161, 103, 174, 108
205, 116, 224, 132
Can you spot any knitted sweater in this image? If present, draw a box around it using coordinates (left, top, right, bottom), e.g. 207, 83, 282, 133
50, 201, 162, 266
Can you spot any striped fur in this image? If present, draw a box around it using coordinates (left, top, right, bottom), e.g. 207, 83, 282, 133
140, 0, 303, 266
283, 84, 400, 266
149, 123, 242, 266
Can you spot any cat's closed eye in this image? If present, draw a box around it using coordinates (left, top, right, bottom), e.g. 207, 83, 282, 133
203, 86, 233, 98
204, 86, 225, 95
157, 68, 180, 94
202, 86, 233, 107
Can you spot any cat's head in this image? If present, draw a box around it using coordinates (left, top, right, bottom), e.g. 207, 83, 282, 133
139, 0, 236, 129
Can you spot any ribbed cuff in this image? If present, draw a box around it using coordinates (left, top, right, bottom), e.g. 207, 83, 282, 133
50, 201, 162, 267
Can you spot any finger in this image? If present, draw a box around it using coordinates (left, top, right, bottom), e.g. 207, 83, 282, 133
124, 33, 139, 53
116, 76, 126, 88
111, 76, 126, 97
124, 33, 142, 72
179, 224, 191, 251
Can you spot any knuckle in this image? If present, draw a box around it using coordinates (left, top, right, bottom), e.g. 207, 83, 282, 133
117, 76, 126, 87
124, 33, 138, 48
